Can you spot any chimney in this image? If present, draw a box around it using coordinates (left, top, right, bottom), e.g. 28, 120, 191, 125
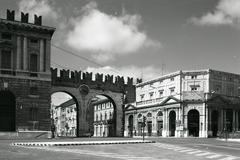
21, 12, 29, 23
6, 9, 15, 21
34, 15, 42, 25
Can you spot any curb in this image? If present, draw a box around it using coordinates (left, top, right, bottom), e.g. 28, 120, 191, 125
12, 140, 155, 146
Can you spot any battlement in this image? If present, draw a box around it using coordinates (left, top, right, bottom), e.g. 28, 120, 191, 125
51, 68, 140, 88
0, 10, 55, 35
5, 9, 42, 25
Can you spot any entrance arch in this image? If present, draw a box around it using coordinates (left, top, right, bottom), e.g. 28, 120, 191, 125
188, 109, 200, 137
128, 115, 133, 137
169, 110, 176, 137
51, 91, 79, 137
211, 110, 218, 137
157, 111, 163, 136
0, 91, 16, 131
88, 94, 117, 137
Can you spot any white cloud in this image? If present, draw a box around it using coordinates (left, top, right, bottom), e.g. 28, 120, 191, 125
190, 0, 240, 26
66, 2, 160, 62
85, 65, 162, 82
18, 0, 58, 22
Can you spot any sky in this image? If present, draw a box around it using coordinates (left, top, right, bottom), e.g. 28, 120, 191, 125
1, 0, 240, 81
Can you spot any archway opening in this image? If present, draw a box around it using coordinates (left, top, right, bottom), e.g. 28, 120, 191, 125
137, 114, 142, 136
0, 91, 15, 131
51, 92, 78, 137
226, 109, 233, 132
88, 95, 117, 137
157, 111, 163, 136
211, 110, 218, 137
188, 109, 200, 137
128, 115, 133, 137
169, 110, 176, 137
146, 112, 152, 136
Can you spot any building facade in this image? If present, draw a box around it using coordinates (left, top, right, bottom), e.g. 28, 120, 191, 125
93, 98, 114, 137
124, 69, 240, 138
52, 99, 77, 137
0, 10, 55, 137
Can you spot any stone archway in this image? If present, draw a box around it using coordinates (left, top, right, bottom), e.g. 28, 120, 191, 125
0, 90, 16, 131
157, 111, 163, 136
51, 86, 124, 137
188, 109, 200, 137
169, 110, 176, 137
51, 91, 80, 137
128, 115, 133, 137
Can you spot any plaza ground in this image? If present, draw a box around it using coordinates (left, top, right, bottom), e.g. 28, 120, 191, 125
1, 137, 240, 160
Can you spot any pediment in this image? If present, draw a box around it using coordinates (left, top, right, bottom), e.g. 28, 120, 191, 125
160, 96, 180, 105
125, 104, 136, 110
208, 95, 230, 104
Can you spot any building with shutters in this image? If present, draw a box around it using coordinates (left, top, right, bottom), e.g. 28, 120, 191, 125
93, 98, 114, 137
124, 69, 240, 138
0, 10, 55, 138
52, 99, 77, 137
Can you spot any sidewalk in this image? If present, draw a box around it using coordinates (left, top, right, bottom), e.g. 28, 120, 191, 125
218, 138, 240, 142
12, 139, 155, 146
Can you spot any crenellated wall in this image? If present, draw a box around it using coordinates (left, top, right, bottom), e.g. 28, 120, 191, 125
51, 68, 137, 103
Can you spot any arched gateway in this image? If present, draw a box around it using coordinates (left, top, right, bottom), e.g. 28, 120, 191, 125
188, 109, 200, 137
0, 91, 15, 131
51, 69, 136, 137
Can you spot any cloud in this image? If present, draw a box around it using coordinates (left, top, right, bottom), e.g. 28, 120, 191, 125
190, 0, 240, 26
66, 2, 160, 62
18, 0, 58, 22
85, 65, 162, 82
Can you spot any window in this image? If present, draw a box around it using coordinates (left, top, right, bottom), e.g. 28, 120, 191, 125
191, 87, 197, 91
159, 90, 164, 97
100, 114, 102, 121
1, 33, 12, 40
149, 92, 154, 99
109, 112, 112, 119
227, 86, 234, 96
147, 112, 152, 117
140, 94, 145, 101
215, 85, 222, 93
157, 111, 163, 117
105, 112, 107, 120
137, 114, 142, 119
95, 114, 98, 121
1, 50, 12, 69
29, 104, 38, 121
170, 87, 175, 94
191, 75, 197, 79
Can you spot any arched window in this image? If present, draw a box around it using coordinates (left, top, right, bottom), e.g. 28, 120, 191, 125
96, 114, 98, 121
109, 112, 112, 119
157, 111, 163, 117
137, 114, 142, 119
147, 112, 152, 117
105, 112, 107, 120
100, 113, 102, 121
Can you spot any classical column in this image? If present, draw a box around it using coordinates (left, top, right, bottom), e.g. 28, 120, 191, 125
236, 111, 239, 131
39, 39, 44, 72
233, 110, 236, 131
208, 108, 212, 132
223, 110, 226, 130
45, 39, 51, 72
16, 36, 21, 70
23, 36, 28, 70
